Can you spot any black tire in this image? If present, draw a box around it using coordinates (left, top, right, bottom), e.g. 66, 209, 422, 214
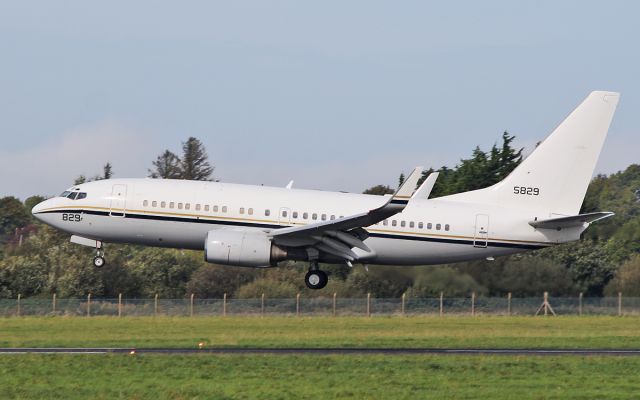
305, 270, 328, 290
93, 256, 106, 268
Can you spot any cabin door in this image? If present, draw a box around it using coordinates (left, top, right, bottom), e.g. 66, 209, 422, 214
109, 184, 127, 217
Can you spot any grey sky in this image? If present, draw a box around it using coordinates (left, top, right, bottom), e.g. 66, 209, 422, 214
1, 1, 638, 199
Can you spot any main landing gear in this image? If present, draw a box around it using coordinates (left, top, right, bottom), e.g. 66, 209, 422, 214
305, 262, 328, 290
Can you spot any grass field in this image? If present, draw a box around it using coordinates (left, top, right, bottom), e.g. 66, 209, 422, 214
1, 315, 640, 349
1, 354, 639, 399
2, 316, 640, 399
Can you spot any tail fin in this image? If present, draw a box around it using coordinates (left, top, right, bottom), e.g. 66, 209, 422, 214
443, 91, 620, 215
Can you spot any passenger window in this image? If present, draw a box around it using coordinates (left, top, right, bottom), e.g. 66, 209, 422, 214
282, 210, 288, 217
213, 205, 219, 212
401, 221, 406, 227
204, 205, 210, 212
427, 223, 432, 229
185, 203, 190, 210
330, 215, 336, 220
312, 213, 317, 220
293, 211, 298, 219
392, 220, 397, 227
410, 221, 415, 228
248, 208, 253, 215
170, 202, 175, 209
76, 192, 87, 200
418, 222, 423, 229
222, 206, 227, 213
152, 201, 157, 207
383, 220, 388, 226
143, 200, 149, 207
321, 214, 326, 221
436, 223, 441, 230
303, 212, 308, 219
196, 204, 201, 211
445, 224, 450, 231
240, 207, 245, 214
161, 201, 166, 208
265, 209, 270, 216
178, 203, 183, 210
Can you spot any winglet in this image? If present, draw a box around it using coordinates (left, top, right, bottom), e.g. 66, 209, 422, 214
390, 166, 423, 205
285, 180, 294, 189
412, 172, 439, 199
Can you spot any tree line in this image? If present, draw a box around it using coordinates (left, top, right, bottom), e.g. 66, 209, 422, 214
1, 133, 639, 299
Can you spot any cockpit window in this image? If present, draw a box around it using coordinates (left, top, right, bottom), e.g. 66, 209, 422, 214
61, 191, 87, 200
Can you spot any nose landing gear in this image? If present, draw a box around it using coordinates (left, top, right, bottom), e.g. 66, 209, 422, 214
305, 261, 328, 290
93, 246, 105, 268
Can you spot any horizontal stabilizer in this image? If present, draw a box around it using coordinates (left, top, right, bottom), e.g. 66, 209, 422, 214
529, 212, 614, 230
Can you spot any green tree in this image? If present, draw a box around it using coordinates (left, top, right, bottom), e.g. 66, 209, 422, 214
362, 185, 393, 196
149, 150, 182, 179
0, 197, 30, 244
604, 255, 640, 296
180, 137, 214, 181
186, 264, 255, 298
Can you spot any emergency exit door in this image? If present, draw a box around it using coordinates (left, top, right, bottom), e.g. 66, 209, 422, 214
474, 214, 489, 248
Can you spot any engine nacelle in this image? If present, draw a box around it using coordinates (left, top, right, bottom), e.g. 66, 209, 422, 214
204, 229, 287, 267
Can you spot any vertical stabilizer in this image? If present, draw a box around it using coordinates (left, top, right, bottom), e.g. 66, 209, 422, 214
442, 91, 620, 215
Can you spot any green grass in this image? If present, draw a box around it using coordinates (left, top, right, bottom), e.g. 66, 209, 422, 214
1, 353, 639, 399
1, 316, 640, 349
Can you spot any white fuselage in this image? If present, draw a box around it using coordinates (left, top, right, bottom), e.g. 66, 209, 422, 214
32, 178, 581, 266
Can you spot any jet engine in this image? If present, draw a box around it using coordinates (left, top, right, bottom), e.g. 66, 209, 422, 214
204, 229, 288, 267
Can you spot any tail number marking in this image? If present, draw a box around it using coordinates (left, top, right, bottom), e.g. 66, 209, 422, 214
513, 186, 539, 196
62, 213, 83, 222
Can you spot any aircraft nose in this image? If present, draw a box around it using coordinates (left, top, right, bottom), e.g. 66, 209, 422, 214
31, 199, 49, 220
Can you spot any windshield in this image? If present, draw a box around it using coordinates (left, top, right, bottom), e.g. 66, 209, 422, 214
59, 191, 87, 200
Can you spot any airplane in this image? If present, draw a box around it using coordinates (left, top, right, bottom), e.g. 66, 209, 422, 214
32, 91, 619, 289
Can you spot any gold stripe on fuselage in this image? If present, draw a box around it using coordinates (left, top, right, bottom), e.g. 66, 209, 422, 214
39, 204, 553, 247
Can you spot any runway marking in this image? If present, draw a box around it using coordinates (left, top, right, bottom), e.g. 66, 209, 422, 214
2, 348, 640, 356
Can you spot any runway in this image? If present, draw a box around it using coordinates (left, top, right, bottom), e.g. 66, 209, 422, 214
2, 348, 640, 356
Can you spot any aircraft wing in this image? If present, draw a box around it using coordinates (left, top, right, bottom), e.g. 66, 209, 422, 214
529, 211, 614, 230
269, 166, 423, 261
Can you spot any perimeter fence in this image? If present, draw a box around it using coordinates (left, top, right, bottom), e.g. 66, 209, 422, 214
0, 292, 638, 317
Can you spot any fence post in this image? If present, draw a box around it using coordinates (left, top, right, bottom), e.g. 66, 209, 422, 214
154, 293, 158, 317
618, 292, 622, 317
579, 292, 583, 316
52, 293, 56, 315
87, 293, 91, 317
401, 293, 406, 317
223, 293, 227, 317
544, 292, 548, 316
332, 292, 337, 317
17, 294, 21, 317
439, 292, 444, 317
118, 293, 122, 317
296, 293, 300, 317
507, 292, 512, 316
367, 293, 371, 317
261, 293, 265, 317
190, 293, 194, 317
471, 292, 476, 316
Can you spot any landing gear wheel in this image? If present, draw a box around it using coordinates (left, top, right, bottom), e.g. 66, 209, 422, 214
305, 270, 328, 290
93, 256, 105, 268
